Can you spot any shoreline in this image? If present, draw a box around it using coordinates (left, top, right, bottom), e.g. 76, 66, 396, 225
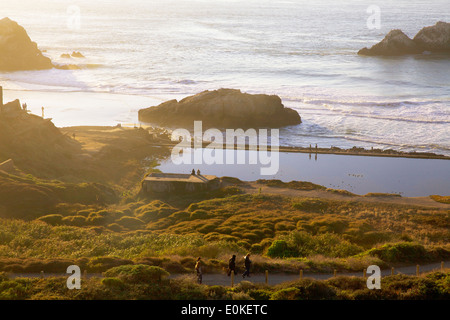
61, 125, 450, 160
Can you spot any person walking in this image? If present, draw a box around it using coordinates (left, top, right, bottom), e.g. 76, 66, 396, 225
227, 255, 237, 276
242, 253, 251, 279
195, 257, 203, 284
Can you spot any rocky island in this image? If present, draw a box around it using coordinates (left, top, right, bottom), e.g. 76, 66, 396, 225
0, 17, 53, 71
138, 88, 301, 129
358, 21, 450, 56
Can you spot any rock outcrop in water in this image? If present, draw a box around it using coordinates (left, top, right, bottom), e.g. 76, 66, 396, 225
138, 88, 301, 128
413, 21, 450, 52
0, 17, 53, 71
358, 21, 450, 56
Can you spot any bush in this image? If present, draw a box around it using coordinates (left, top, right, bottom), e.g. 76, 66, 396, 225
101, 277, 125, 289
266, 240, 290, 258
103, 264, 169, 283
190, 210, 209, 220
115, 216, 145, 230
270, 287, 301, 300
266, 231, 363, 258
87, 257, 134, 272
292, 199, 328, 212
366, 242, 427, 263
249, 289, 272, 300
61, 215, 87, 227
37, 214, 63, 225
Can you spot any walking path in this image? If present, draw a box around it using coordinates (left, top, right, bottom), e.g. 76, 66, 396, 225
9, 262, 447, 286
172, 261, 448, 286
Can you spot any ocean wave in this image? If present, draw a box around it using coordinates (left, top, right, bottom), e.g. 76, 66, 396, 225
286, 97, 445, 108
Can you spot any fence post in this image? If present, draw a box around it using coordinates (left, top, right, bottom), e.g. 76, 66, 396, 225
231, 272, 234, 287
299, 269, 303, 280
265, 270, 268, 285
333, 269, 337, 277
416, 265, 420, 276
391, 267, 394, 276
40, 271, 44, 279
441, 261, 444, 273
83, 270, 87, 279
363, 269, 366, 279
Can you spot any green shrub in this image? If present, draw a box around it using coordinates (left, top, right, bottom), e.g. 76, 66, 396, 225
248, 289, 272, 300
37, 214, 63, 225
87, 257, 134, 272
61, 215, 87, 227
103, 264, 169, 283
115, 216, 145, 230
0, 280, 29, 299
190, 210, 209, 220
107, 223, 124, 232
101, 277, 125, 289
270, 287, 301, 300
208, 285, 229, 299
266, 240, 290, 258
266, 231, 363, 258
292, 199, 328, 212
366, 242, 427, 263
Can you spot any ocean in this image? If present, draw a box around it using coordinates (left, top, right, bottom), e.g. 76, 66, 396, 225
1, 0, 450, 155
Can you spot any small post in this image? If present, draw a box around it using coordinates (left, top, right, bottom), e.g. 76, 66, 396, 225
231, 272, 234, 287
363, 269, 366, 279
416, 265, 420, 276
83, 270, 87, 279
41, 106, 44, 118
299, 269, 303, 280
40, 271, 44, 279
441, 261, 444, 273
333, 269, 337, 277
265, 270, 268, 285
391, 267, 394, 276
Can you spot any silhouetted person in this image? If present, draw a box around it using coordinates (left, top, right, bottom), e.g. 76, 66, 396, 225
195, 257, 202, 284
242, 254, 252, 278
191, 169, 196, 175
197, 169, 201, 175
227, 255, 237, 276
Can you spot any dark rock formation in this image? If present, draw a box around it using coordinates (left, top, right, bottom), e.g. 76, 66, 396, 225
71, 51, 85, 58
413, 21, 450, 52
138, 88, 301, 128
0, 17, 53, 71
358, 29, 422, 56
358, 21, 450, 56
61, 51, 85, 59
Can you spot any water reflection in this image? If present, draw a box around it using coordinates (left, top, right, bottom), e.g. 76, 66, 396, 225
157, 149, 450, 197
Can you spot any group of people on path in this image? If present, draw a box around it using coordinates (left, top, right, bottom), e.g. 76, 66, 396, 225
195, 254, 252, 284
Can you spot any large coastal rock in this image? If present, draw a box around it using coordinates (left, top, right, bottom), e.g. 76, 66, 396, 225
358, 21, 450, 56
138, 89, 301, 128
413, 21, 450, 52
358, 29, 421, 56
0, 17, 53, 71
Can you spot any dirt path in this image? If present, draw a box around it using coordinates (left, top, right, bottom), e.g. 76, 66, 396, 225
240, 183, 450, 209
